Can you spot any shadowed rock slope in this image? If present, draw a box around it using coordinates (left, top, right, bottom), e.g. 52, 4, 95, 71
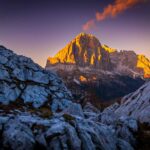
115, 81, 150, 125
101, 81, 150, 150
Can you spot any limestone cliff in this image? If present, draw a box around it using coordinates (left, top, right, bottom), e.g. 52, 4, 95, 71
46, 33, 150, 78
109, 50, 150, 78
137, 55, 150, 78
46, 33, 111, 70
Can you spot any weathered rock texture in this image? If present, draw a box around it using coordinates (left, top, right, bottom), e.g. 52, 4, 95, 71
0, 45, 144, 150
115, 81, 150, 124
0, 113, 137, 150
102, 81, 150, 150
0, 45, 73, 110
47, 33, 111, 70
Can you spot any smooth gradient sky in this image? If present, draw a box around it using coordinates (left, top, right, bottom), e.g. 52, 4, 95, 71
0, 0, 150, 67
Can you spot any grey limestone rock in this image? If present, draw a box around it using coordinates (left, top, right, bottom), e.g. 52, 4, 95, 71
3, 119, 35, 150
115, 81, 150, 124
0, 47, 73, 110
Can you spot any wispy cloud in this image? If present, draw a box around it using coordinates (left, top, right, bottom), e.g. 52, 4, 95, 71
83, 0, 144, 31
82, 19, 95, 31
96, 0, 142, 21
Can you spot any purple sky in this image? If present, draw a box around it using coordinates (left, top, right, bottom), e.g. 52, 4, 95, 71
0, 0, 150, 67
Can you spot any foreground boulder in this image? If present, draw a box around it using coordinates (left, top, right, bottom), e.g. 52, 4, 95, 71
0, 113, 135, 150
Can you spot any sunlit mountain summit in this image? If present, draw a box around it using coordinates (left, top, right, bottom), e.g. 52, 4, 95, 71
46, 33, 150, 78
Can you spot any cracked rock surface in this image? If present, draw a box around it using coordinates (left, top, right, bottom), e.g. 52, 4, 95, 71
0, 46, 73, 110
0, 46, 149, 150
115, 81, 150, 124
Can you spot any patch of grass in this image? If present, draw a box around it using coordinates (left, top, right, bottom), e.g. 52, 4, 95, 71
38, 107, 53, 118
32, 124, 46, 131
0, 99, 25, 114
63, 114, 75, 122
28, 107, 53, 118
0, 98, 53, 119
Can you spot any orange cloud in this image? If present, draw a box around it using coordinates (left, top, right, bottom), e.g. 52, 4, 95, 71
82, 19, 95, 31
96, 0, 142, 21
82, 0, 144, 31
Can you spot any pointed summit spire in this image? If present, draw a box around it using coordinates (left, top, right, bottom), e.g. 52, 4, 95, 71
46, 33, 111, 70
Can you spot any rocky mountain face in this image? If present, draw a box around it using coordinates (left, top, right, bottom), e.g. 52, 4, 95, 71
115, 81, 150, 124
104, 81, 150, 149
46, 33, 150, 78
0, 46, 73, 109
109, 50, 150, 78
107, 82, 150, 125
46, 33, 150, 105
47, 33, 111, 70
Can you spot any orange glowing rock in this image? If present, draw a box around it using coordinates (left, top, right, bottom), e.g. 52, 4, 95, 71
53, 44, 76, 64
47, 57, 59, 64
137, 55, 150, 78
102, 45, 117, 53
144, 74, 150, 79
46, 33, 111, 69
79, 75, 87, 82
90, 54, 95, 65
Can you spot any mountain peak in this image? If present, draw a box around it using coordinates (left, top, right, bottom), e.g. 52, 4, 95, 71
76, 32, 88, 37
72, 32, 101, 49
46, 33, 111, 70
46, 34, 150, 78
76, 32, 97, 39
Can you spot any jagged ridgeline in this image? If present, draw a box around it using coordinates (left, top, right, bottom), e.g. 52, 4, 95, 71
46, 33, 150, 77
46, 33, 150, 105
